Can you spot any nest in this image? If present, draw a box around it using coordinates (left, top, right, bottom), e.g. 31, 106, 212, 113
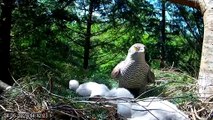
0, 86, 119, 120
1, 87, 213, 120
179, 100, 213, 120
1, 71, 213, 120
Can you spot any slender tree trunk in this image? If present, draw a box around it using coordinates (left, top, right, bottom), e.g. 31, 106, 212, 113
0, 0, 14, 85
198, 3, 213, 101
83, 1, 93, 69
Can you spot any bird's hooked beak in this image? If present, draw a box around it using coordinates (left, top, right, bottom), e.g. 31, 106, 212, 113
134, 46, 145, 53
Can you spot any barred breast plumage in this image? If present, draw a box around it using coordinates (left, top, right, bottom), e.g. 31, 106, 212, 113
111, 43, 155, 97
119, 60, 149, 88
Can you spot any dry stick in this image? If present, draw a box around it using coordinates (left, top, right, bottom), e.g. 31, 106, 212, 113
72, 109, 82, 120
136, 82, 168, 99
42, 101, 49, 110
47, 73, 53, 93
207, 109, 213, 119
193, 107, 202, 120
197, 107, 205, 113
131, 102, 160, 120
169, 62, 175, 71
9, 72, 34, 98
9, 70, 21, 87
53, 109, 79, 118
144, 97, 158, 107
72, 96, 134, 104
36, 86, 68, 100
137, 97, 189, 119
52, 105, 86, 120
205, 95, 213, 103
13, 100, 20, 112
0, 104, 11, 112
190, 107, 196, 120
159, 100, 189, 119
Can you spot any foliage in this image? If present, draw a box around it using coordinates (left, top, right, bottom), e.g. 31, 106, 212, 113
5, 1, 203, 103
9, 0, 203, 78
154, 69, 197, 103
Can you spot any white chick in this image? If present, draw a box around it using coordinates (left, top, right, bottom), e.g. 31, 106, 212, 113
105, 88, 134, 99
69, 80, 79, 91
76, 82, 109, 97
129, 97, 189, 120
105, 88, 134, 118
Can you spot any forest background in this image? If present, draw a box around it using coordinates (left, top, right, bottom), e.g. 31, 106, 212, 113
0, 0, 203, 97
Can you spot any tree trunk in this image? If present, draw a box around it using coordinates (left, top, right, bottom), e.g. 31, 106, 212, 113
160, 0, 166, 68
198, 3, 213, 101
0, 0, 14, 85
168, 0, 213, 101
83, 1, 93, 69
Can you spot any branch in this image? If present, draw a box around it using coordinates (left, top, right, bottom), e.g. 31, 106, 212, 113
0, 80, 12, 91
168, 0, 200, 9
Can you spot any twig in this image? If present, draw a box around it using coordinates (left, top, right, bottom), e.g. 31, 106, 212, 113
136, 83, 168, 99
132, 102, 160, 120
169, 62, 175, 71
0, 104, 11, 112
40, 86, 69, 100
197, 107, 205, 113
190, 107, 196, 120
42, 101, 49, 110
9, 70, 21, 87
50, 104, 85, 119
13, 100, 20, 112
54, 109, 79, 118
193, 107, 202, 120
207, 109, 213, 119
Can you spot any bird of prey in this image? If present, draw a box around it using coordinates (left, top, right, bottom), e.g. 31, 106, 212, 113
111, 43, 155, 97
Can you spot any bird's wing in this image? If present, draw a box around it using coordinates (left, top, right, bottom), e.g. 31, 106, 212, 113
111, 61, 125, 79
147, 69, 155, 83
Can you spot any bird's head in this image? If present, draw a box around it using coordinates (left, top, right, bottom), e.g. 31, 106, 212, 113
127, 43, 146, 61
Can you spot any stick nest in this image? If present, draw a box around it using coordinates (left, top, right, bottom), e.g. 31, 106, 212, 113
1, 70, 213, 120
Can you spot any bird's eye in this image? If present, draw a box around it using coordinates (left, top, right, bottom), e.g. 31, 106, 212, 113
140, 47, 145, 52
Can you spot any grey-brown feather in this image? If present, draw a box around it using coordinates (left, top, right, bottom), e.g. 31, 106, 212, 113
112, 43, 155, 97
